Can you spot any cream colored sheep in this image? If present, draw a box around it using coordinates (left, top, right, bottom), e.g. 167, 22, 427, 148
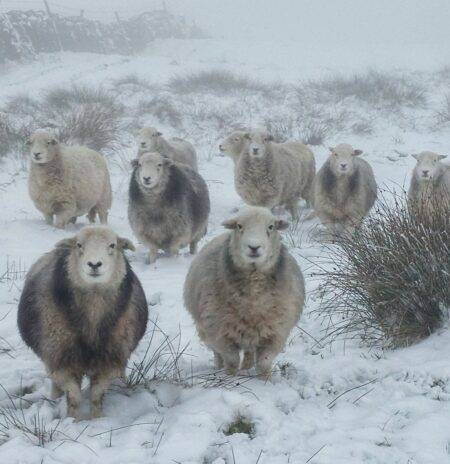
234, 130, 314, 219
18, 226, 148, 420
136, 126, 198, 171
184, 207, 305, 379
27, 130, 112, 229
313, 143, 377, 238
218, 130, 248, 163
408, 151, 450, 219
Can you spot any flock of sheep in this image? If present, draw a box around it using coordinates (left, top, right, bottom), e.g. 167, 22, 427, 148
16, 125, 450, 420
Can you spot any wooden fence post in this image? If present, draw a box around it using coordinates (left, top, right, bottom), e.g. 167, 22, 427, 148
43, 0, 63, 52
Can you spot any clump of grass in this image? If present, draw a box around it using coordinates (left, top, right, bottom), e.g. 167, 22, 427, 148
125, 321, 189, 389
303, 70, 427, 109
168, 70, 279, 96
113, 74, 154, 92
224, 414, 255, 438
435, 93, 450, 126
137, 96, 183, 128
315, 190, 450, 348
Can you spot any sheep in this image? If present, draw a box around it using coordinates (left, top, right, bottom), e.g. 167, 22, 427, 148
408, 151, 450, 220
234, 130, 315, 219
128, 151, 210, 264
313, 143, 377, 238
218, 130, 248, 163
17, 226, 148, 420
27, 130, 112, 229
184, 206, 305, 379
136, 126, 198, 171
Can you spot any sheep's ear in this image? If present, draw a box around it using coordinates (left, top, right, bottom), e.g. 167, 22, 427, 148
266, 134, 274, 142
275, 219, 289, 231
243, 132, 251, 140
130, 158, 139, 168
438, 154, 447, 160
411, 154, 420, 161
156, 131, 163, 136
353, 149, 363, 156
55, 237, 76, 249
222, 218, 237, 230
118, 237, 135, 252
25, 139, 32, 146
162, 156, 173, 166
50, 138, 58, 145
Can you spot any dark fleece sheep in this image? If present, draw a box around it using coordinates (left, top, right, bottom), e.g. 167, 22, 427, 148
128, 152, 210, 264
18, 226, 148, 420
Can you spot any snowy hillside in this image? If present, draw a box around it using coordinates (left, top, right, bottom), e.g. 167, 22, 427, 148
1, 2, 450, 463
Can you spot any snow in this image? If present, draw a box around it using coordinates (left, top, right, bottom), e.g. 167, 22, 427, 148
1, 4, 450, 462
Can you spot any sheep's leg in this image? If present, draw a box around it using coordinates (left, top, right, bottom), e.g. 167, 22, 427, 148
189, 241, 198, 255
286, 200, 299, 221
87, 207, 97, 224
52, 370, 82, 420
44, 213, 54, 225
90, 369, 119, 419
50, 381, 63, 400
168, 244, 180, 258
147, 247, 158, 264
97, 208, 108, 225
241, 351, 255, 370
222, 350, 240, 376
256, 340, 283, 380
213, 351, 224, 369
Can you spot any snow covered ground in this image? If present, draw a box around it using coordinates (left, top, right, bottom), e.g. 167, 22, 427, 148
1, 5, 450, 462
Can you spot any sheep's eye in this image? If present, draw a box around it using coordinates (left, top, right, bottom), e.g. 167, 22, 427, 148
234, 137, 240, 141
268, 224, 274, 231
76, 243, 82, 249
157, 163, 162, 168
109, 243, 116, 249
237, 224, 243, 230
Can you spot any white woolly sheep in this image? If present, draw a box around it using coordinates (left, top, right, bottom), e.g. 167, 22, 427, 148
184, 206, 305, 379
18, 226, 148, 420
408, 151, 450, 218
136, 126, 198, 171
234, 130, 315, 219
313, 143, 377, 238
128, 151, 210, 264
27, 130, 112, 228
218, 130, 248, 163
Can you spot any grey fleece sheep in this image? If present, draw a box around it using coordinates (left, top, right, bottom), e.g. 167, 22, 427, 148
313, 143, 377, 238
408, 151, 450, 219
27, 130, 112, 228
18, 226, 148, 420
136, 126, 198, 171
184, 207, 305, 379
234, 130, 315, 219
128, 152, 210, 264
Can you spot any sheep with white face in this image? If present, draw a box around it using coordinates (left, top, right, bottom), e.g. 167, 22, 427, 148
184, 207, 305, 379
408, 151, 450, 219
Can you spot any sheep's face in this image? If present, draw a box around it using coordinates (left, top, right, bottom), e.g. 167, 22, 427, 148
246, 130, 273, 158
412, 151, 447, 182
219, 131, 248, 158
58, 226, 134, 286
329, 144, 363, 175
132, 152, 169, 190
137, 127, 162, 152
223, 207, 288, 269
27, 131, 59, 164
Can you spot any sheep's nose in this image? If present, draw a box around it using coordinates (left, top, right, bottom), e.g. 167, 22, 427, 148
340, 163, 347, 169
143, 176, 151, 184
33, 152, 41, 157
252, 147, 259, 155
140, 142, 146, 147
219, 144, 224, 151
248, 245, 261, 254
422, 170, 429, 176
87, 261, 102, 270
